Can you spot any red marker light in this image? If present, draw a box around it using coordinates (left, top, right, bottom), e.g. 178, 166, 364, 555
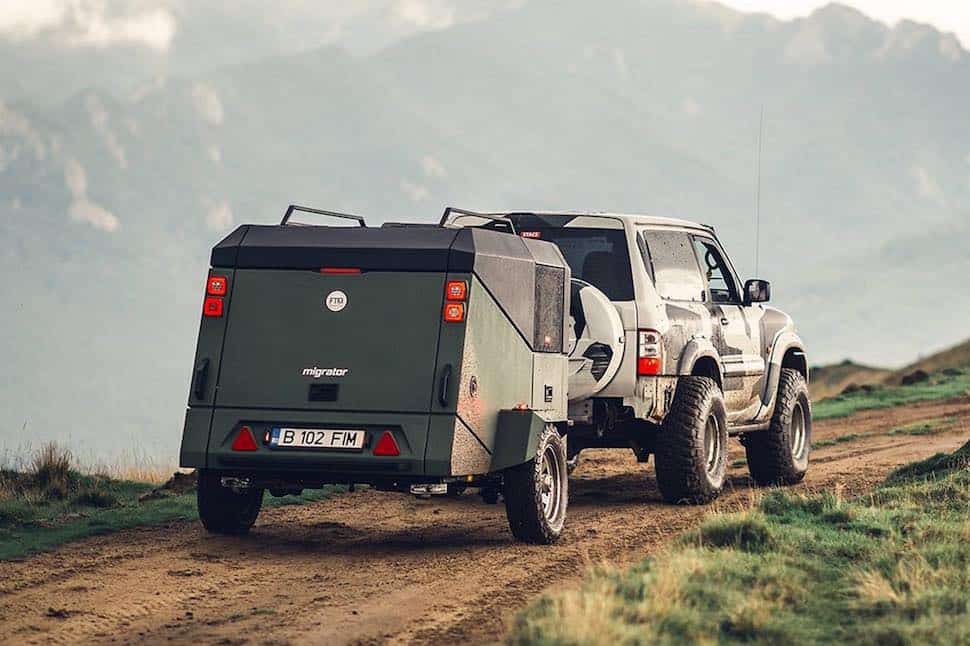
444, 303, 465, 323
445, 280, 467, 301
320, 268, 361, 274
372, 431, 400, 457
207, 275, 228, 296
231, 426, 259, 451
203, 296, 224, 317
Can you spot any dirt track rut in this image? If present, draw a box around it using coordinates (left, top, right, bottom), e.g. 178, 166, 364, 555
1, 397, 968, 645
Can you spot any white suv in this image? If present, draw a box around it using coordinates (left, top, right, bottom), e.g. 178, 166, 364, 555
443, 209, 812, 504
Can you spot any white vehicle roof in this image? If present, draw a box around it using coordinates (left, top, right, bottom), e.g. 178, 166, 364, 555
442, 208, 714, 233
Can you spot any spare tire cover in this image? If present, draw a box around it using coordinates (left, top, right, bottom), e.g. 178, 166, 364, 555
567, 279, 624, 402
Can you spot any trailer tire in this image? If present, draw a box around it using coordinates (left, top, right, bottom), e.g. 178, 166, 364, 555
503, 424, 568, 544
654, 377, 728, 504
197, 470, 264, 535
745, 369, 811, 486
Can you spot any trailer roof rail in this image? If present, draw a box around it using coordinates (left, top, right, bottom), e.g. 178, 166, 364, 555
440, 207, 517, 234
281, 204, 367, 227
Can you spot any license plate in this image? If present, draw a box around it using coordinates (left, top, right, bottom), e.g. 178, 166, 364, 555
270, 428, 365, 450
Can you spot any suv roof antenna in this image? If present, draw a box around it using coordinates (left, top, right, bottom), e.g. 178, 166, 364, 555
754, 107, 764, 277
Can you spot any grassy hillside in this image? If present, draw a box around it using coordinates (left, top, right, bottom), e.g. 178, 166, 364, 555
810, 360, 893, 401
812, 368, 970, 420
510, 439, 970, 644
0, 444, 342, 561
811, 338, 970, 401
893, 339, 970, 383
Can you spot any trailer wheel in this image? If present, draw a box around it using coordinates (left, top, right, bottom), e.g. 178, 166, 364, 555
654, 377, 728, 504
503, 424, 568, 544
197, 470, 264, 535
745, 369, 812, 485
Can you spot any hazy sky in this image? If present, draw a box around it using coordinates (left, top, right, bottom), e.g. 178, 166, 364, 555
719, 0, 970, 45
1, 1, 969, 50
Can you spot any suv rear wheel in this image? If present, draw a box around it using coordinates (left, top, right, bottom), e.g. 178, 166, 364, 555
654, 376, 728, 504
197, 470, 264, 535
745, 368, 811, 485
503, 424, 568, 544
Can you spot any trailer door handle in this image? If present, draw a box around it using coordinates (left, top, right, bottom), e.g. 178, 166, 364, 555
438, 364, 453, 407
193, 358, 210, 400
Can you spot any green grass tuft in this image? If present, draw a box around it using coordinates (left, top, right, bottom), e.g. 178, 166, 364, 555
0, 444, 346, 561
510, 441, 970, 645
813, 432, 867, 448
690, 514, 775, 553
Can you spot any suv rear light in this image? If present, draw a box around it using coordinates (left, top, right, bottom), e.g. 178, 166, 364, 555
638, 329, 663, 376
444, 303, 465, 323
207, 275, 228, 295
203, 296, 224, 317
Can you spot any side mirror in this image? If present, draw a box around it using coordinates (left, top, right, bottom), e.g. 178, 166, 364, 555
744, 279, 771, 305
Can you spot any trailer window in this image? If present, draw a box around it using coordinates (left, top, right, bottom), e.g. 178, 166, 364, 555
523, 229, 634, 301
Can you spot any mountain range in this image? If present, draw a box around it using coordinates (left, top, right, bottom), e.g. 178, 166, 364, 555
1, 0, 968, 458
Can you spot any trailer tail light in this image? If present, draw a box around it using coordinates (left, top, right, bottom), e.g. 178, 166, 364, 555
638, 329, 663, 376
444, 303, 465, 323
203, 296, 224, 317
207, 275, 228, 296
231, 426, 258, 451
372, 431, 400, 457
320, 267, 361, 274
445, 280, 467, 301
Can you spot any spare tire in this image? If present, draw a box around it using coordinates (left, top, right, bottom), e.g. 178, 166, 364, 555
567, 279, 624, 402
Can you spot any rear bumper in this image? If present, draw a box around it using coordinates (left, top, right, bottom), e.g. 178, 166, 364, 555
179, 406, 550, 483
181, 407, 433, 477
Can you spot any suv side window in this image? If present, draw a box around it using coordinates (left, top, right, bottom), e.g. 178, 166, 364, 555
692, 237, 740, 304
642, 230, 705, 302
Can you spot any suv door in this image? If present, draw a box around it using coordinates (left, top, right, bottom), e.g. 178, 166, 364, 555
691, 236, 765, 422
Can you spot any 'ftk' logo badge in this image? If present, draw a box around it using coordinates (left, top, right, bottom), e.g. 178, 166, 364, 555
325, 290, 348, 312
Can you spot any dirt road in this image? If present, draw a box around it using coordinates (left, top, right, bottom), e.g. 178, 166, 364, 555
2, 397, 968, 645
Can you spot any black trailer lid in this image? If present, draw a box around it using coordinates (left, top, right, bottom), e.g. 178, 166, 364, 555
211, 225, 464, 271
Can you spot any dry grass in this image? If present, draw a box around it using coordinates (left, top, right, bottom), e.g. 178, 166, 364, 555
510, 442, 970, 645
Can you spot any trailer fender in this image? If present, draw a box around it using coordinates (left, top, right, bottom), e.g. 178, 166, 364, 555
180, 407, 213, 468
491, 410, 553, 472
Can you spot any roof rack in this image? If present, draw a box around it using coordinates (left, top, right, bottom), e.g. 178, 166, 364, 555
281, 204, 367, 227
440, 207, 517, 234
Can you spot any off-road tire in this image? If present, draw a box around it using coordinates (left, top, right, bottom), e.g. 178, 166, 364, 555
503, 424, 568, 544
745, 369, 811, 486
197, 470, 264, 535
654, 376, 728, 504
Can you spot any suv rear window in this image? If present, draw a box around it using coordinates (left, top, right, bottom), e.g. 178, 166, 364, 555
642, 230, 705, 302
521, 228, 634, 301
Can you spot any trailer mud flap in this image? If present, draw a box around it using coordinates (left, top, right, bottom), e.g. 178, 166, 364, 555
490, 410, 549, 472
180, 407, 214, 468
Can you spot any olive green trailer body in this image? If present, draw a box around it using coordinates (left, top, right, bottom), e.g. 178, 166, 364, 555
180, 223, 569, 494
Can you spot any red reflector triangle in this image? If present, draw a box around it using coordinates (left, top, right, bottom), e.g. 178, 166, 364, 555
231, 427, 259, 452
372, 431, 400, 457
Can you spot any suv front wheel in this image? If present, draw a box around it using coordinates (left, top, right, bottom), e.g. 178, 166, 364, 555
744, 368, 811, 485
654, 377, 728, 504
